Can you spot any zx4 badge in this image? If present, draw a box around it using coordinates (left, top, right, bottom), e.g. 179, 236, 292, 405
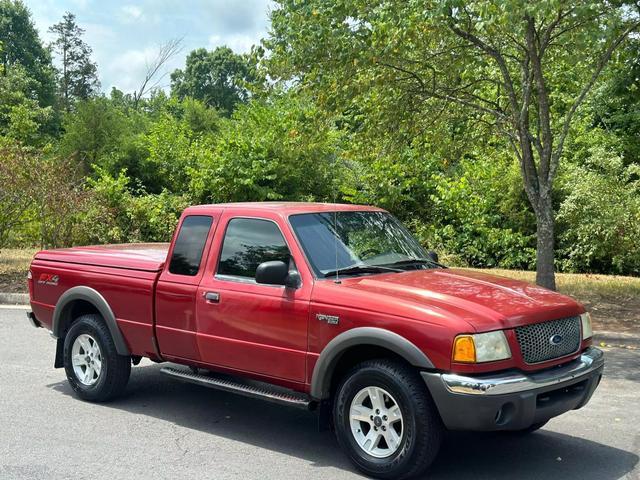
38, 273, 59, 286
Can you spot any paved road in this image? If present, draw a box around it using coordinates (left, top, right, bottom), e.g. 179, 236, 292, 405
1, 307, 638, 479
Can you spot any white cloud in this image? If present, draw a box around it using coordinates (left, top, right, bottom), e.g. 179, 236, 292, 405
68, 0, 90, 10
107, 47, 154, 93
119, 5, 144, 24
106, 45, 183, 94
25, 0, 273, 94
208, 33, 259, 54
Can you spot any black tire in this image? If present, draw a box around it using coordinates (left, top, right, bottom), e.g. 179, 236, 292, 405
63, 313, 131, 402
333, 359, 443, 480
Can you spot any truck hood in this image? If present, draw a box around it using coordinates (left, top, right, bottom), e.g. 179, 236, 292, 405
328, 268, 583, 331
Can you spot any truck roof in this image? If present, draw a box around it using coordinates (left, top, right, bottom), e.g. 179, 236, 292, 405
185, 202, 385, 215
31, 203, 384, 273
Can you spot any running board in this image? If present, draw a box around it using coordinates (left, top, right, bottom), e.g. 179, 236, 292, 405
160, 366, 313, 410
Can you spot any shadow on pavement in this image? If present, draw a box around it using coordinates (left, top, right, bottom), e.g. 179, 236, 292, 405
601, 347, 640, 382
432, 429, 638, 479
48, 362, 638, 479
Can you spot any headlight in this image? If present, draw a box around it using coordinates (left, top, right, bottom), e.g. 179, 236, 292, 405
452, 331, 511, 363
580, 312, 593, 339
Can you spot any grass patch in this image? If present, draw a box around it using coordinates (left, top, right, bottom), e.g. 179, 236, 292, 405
468, 268, 640, 301
0, 248, 38, 293
469, 268, 640, 333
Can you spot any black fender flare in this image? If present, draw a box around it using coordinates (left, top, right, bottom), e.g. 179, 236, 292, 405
52, 286, 130, 356
310, 327, 434, 399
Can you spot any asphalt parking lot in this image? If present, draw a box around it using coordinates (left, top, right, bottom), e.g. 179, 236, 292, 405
1, 306, 638, 479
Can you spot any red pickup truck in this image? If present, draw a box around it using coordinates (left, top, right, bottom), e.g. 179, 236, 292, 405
27, 202, 603, 479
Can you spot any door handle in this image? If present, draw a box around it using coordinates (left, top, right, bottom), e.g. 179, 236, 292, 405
204, 291, 220, 303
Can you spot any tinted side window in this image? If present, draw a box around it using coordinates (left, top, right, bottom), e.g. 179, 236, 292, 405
169, 215, 213, 276
218, 218, 290, 278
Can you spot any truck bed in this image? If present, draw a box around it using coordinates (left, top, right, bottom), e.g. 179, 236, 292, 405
33, 243, 170, 272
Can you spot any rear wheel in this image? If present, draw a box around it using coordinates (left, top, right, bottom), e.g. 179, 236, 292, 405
333, 359, 443, 479
63, 314, 131, 402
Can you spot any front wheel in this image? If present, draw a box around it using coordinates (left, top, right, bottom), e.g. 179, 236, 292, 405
63, 313, 131, 402
333, 359, 443, 479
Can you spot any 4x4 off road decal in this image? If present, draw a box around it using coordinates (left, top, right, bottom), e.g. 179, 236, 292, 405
38, 273, 59, 286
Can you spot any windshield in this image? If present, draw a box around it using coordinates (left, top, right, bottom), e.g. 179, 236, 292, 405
289, 210, 432, 277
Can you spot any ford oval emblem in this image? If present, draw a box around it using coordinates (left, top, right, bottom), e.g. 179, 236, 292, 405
549, 334, 563, 346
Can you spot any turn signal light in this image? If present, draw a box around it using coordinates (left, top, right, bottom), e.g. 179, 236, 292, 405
453, 335, 476, 363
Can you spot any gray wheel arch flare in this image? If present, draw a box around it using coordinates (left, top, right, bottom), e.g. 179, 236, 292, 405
310, 327, 434, 399
52, 286, 130, 356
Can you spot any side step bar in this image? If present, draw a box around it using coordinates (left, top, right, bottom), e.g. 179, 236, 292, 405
160, 366, 314, 410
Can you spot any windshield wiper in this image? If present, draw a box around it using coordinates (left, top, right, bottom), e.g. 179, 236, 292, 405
382, 258, 446, 269
323, 264, 402, 278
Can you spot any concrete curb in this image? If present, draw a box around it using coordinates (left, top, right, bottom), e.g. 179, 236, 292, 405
593, 330, 640, 349
0, 292, 29, 305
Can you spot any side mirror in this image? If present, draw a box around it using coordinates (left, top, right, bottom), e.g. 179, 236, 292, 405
427, 250, 439, 263
284, 270, 302, 289
255, 260, 301, 289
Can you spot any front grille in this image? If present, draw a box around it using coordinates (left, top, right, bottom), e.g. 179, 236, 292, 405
515, 316, 581, 364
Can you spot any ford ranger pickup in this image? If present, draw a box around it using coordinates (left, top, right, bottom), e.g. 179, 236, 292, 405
27, 202, 604, 479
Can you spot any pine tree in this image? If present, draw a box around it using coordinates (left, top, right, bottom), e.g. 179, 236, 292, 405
48, 11, 99, 111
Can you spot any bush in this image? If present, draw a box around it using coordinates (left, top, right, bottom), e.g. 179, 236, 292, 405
558, 146, 640, 275
0, 141, 37, 247
76, 168, 188, 245
188, 93, 341, 203
424, 156, 536, 269
128, 191, 190, 242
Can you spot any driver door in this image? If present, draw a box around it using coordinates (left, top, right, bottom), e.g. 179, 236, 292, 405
196, 214, 310, 383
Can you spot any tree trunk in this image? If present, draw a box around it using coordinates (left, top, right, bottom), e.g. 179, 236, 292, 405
534, 198, 556, 290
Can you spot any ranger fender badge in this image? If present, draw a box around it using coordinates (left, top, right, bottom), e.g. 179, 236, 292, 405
316, 313, 340, 325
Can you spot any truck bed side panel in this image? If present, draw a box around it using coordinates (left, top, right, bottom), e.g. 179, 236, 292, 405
30, 259, 159, 357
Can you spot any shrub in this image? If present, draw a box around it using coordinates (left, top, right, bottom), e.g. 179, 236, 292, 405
558, 146, 640, 275
188, 93, 341, 203
76, 168, 188, 245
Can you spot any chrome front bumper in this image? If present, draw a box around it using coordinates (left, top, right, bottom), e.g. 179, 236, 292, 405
421, 347, 604, 431
433, 347, 604, 396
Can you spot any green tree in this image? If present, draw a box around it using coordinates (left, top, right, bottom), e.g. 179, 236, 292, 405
558, 143, 640, 274
30, 154, 87, 248
0, 140, 36, 247
58, 96, 131, 172
0, 0, 56, 108
268, 0, 640, 289
171, 46, 254, 116
48, 11, 99, 111
188, 93, 341, 203
0, 63, 52, 144
591, 38, 640, 164
77, 168, 190, 245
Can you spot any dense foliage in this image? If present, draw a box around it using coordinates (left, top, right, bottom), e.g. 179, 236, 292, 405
0, 1, 638, 278
266, 0, 640, 288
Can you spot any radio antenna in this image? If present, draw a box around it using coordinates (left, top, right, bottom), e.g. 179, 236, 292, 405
330, 154, 341, 285
333, 209, 341, 284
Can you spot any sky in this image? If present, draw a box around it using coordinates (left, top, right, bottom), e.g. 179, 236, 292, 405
26, 0, 274, 94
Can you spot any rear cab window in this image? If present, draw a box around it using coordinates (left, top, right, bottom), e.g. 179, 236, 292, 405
169, 215, 213, 276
